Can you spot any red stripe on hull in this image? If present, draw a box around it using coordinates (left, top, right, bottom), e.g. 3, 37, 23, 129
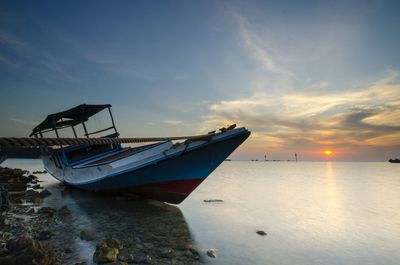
115, 179, 205, 204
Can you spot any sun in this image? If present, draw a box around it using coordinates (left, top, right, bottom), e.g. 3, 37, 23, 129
323, 150, 333, 156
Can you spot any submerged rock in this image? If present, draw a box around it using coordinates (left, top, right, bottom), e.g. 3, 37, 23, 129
80, 230, 97, 241
58, 206, 71, 216
159, 247, 173, 258
132, 253, 152, 264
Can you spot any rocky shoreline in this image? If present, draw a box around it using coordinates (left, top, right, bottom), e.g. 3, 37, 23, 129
0, 166, 203, 265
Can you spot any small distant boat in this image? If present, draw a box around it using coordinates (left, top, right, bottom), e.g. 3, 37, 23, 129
24, 104, 250, 204
388, 158, 400, 163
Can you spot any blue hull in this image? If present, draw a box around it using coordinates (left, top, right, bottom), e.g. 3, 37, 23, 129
77, 130, 250, 203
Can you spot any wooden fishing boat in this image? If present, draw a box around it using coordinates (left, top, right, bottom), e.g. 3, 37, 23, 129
2, 104, 250, 204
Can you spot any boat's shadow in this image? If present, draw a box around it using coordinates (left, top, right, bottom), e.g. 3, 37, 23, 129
44, 183, 202, 265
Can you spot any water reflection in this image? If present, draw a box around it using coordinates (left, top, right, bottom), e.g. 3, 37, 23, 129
44, 183, 202, 265
325, 162, 343, 229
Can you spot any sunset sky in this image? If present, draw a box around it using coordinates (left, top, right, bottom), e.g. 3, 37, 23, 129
1, 1, 399, 161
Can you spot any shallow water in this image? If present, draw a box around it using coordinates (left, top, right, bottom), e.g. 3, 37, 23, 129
3, 159, 400, 264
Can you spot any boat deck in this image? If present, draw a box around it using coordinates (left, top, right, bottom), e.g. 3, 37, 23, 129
81, 142, 167, 166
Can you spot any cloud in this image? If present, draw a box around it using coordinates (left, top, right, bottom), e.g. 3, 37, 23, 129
0, 29, 28, 50
231, 11, 291, 77
200, 71, 400, 148
10, 118, 38, 126
161, 120, 182, 125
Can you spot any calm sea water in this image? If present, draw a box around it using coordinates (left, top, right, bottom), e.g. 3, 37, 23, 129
3, 159, 400, 265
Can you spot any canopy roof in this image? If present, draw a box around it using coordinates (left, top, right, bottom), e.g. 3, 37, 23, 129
30, 104, 111, 136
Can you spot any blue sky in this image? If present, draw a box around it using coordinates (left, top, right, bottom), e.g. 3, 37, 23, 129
1, 0, 399, 160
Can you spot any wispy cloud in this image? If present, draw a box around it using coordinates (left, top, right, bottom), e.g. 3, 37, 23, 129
10, 118, 38, 126
0, 29, 28, 50
200, 71, 400, 148
231, 11, 291, 76
161, 119, 182, 125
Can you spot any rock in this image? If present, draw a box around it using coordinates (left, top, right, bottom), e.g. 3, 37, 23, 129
39, 189, 51, 198
5, 235, 54, 265
206, 249, 217, 258
256, 230, 267, 236
38, 207, 55, 217
32, 184, 41, 190
74, 262, 87, 265
0, 241, 9, 256
26, 208, 35, 214
36, 231, 53, 241
93, 241, 119, 264
0, 186, 10, 213
104, 237, 123, 250
203, 199, 224, 203
26, 195, 43, 204
80, 230, 97, 241
58, 206, 71, 216
27, 175, 38, 181
25, 190, 39, 196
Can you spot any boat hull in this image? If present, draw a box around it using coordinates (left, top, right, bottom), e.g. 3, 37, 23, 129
75, 130, 250, 203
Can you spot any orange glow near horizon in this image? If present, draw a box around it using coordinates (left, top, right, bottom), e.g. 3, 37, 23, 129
324, 150, 333, 156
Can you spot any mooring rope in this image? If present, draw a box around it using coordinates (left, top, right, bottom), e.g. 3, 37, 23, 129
0, 134, 214, 148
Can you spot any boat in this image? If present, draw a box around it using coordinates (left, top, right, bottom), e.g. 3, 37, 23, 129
388, 158, 400, 163
25, 104, 250, 204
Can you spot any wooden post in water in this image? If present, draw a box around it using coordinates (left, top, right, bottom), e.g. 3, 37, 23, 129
295, 152, 298, 162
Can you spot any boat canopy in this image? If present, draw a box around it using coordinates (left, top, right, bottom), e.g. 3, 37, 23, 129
30, 104, 113, 137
